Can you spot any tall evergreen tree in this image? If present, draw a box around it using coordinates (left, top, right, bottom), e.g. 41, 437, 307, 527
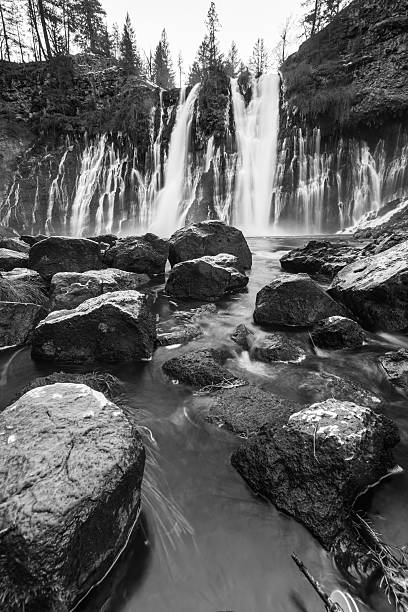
249, 38, 270, 78
73, 0, 109, 55
188, 1, 223, 85
119, 13, 143, 77
153, 29, 175, 89
224, 41, 242, 78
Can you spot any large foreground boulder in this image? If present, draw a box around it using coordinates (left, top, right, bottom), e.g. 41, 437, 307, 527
103, 233, 168, 276
32, 291, 156, 363
254, 273, 345, 327
379, 349, 408, 396
232, 399, 399, 547
328, 240, 408, 331
168, 221, 252, 271
0, 383, 145, 611
251, 332, 306, 363
162, 348, 240, 388
0, 248, 28, 271
310, 316, 365, 350
0, 268, 49, 306
50, 269, 150, 310
165, 254, 248, 301
29, 237, 103, 281
280, 240, 360, 280
0, 302, 47, 348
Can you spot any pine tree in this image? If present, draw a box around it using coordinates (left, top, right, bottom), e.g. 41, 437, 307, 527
188, 1, 223, 85
153, 29, 175, 89
177, 51, 183, 87
249, 38, 270, 78
119, 13, 143, 77
224, 41, 241, 78
301, 0, 351, 38
73, 0, 109, 55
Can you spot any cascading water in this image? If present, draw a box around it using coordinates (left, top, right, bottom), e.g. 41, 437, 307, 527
230, 73, 280, 233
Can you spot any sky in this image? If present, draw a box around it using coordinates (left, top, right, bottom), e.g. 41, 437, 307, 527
102, 0, 303, 74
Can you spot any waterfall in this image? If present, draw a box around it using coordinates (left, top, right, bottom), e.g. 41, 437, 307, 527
230, 74, 280, 233
46, 149, 70, 234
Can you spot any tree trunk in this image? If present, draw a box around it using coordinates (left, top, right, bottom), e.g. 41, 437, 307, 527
37, 0, 52, 58
0, 1, 11, 61
28, 0, 46, 60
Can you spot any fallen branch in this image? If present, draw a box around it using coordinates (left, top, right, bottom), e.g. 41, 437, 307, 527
292, 554, 344, 611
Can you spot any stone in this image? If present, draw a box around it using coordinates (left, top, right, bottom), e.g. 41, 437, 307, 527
328, 240, 408, 331
0, 383, 145, 611
165, 254, 248, 302
0, 268, 49, 306
205, 385, 301, 436
19, 372, 122, 400
0, 302, 47, 348
232, 399, 399, 547
310, 316, 365, 350
162, 348, 240, 388
231, 324, 255, 350
50, 268, 150, 311
168, 221, 252, 271
29, 236, 103, 281
0, 237, 29, 253
20, 234, 47, 246
254, 273, 345, 327
251, 332, 306, 363
297, 371, 381, 407
32, 290, 156, 363
0, 248, 29, 271
157, 322, 202, 346
103, 233, 168, 276
88, 234, 118, 247
379, 349, 408, 395
280, 240, 360, 280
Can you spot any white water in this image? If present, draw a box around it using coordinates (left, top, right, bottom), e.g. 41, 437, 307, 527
230, 73, 280, 233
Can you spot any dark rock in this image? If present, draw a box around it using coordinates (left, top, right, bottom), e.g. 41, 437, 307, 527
88, 234, 118, 247
165, 254, 248, 302
162, 348, 240, 388
19, 371, 122, 399
231, 323, 255, 350
0, 302, 47, 348
311, 316, 365, 350
32, 290, 156, 363
103, 233, 168, 276
280, 241, 360, 280
0, 268, 49, 306
168, 221, 252, 271
0, 383, 145, 611
29, 236, 103, 281
328, 241, 408, 331
254, 273, 345, 327
251, 332, 306, 363
20, 234, 47, 246
157, 322, 202, 346
297, 371, 381, 407
50, 268, 150, 311
0, 237, 30, 253
0, 248, 29, 271
379, 348, 408, 395
232, 399, 399, 547
206, 385, 301, 436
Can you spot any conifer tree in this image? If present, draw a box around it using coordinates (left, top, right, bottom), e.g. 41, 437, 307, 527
119, 13, 143, 77
153, 29, 175, 89
224, 41, 241, 78
249, 38, 270, 78
188, 1, 223, 85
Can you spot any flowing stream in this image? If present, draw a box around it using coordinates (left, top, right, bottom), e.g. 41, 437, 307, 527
1, 237, 406, 612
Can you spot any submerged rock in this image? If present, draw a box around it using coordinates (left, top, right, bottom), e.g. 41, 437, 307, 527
0, 248, 29, 271
168, 221, 252, 271
162, 348, 240, 388
231, 323, 255, 350
0, 268, 49, 306
165, 254, 248, 302
0, 302, 47, 348
50, 268, 150, 310
280, 240, 360, 280
0, 383, 145, 611
103, 233, 168, 276
328, 240, 408, 331
251, 332, 306, 363
29, 236, 103, 281
254, 273, 345, 327
310, 316, 365, 350
232, 399, 399, 547
379, 348, 408, 396
157, 322, 203, 346
32, 290, 156, 363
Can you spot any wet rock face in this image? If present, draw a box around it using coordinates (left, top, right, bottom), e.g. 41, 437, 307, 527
50, 268, 150, 311
280, 241, 360, 280
254, 273, 345, 327
0, 268, 49, 306
251, 332, 306, 363
157, 322, 203, 346
0, 248, 29, 271
162, 348, 240, 388
310, 316, 365, 350
328, 240, 408, 332
0, 237, 29, 253
0, 302, 47, 348
32, 290, 156, 363
103, 233, 169, 277
232, 399, 399, 548
231, 323, 255, 351
379, 348, 408, 396
0, 383, 145, 612
165, 254, 248, 302
168, 221, 252, 271
29, 236, 103, 281
297, 371, 380, 407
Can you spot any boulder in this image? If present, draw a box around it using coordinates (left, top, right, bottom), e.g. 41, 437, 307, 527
0, 383, 145, 611
162, 348, 240, 388
205, 385, 301, 436
0, 237, 29, 253
103, 233, 168, 276
280, 240, 360, 280
29, 237, 103, 281
378, 349, 408, 395
88, 234, 118, 247
165, 254, 248, 302
310, 316, 365, 350
50, 268, 150, 311
232, 399, 399, 547
20, 234, 47, 246
0, 302, 47, 348
157, 322, 202, 346
297, 371, 381, 407
168, 221, 252, 271
0, 268, 49, 306
231, 323, 255, 350
251, 332, 306, 363
253, 273, 345, 327
328, 240, 408, 331
0, 248, 29, 271
32, 291, 156, 363
19, 372, 122, 400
